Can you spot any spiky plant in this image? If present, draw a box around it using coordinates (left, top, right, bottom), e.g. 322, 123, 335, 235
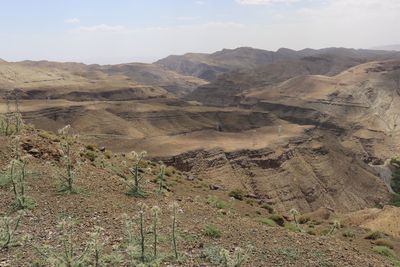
123, 214, 138, 267
35, 219, 91, 266
138, 203, 148, 263
157, 164, 166, 195
8, 156, 34, 210
0, 212, 23, 249
151, 206, 161, 259
170, 201, 179, 260
57, 125, 80, 193
219, 246, 252, 267
289, 208, 301, 230
119, 151, 148, 197
328, 220, 341, 235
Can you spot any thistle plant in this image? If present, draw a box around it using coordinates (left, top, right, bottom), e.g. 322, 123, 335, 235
8, 157, 34, 210
151, 206, 161, 258
138, 203, 147, 263
58, 125, 80, 193
89, 226, 104, 267
328, 220, 341, 235
170, 201, 179, 260
157, 164, 166, 195
125, 151, 148, 197
35, 219, 91, 266
0, 212, 23, 249
124, 214, 139, 267
0, 90, 24, 136
289, 208, 301, 231
220, 246, 252, 267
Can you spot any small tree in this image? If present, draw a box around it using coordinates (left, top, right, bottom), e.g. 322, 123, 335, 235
57, 125, 80, 193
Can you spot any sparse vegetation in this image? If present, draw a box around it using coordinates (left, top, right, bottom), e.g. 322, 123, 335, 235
151, 205, 161, 258
6, 157, 35, 210
207, 195, 226, 209
228, 189, 244, 201
342, 230, 355, 238
170, 201, 179, 260
0, 213, 23, 249
203, 245, 251, 267
373, 245, 396, 258
204, 224, 222, 238
157, 164, 166, 195
375, 239, 395, 249
258, 218, 277, 227
124, 151, 148, 197
391, 158, 400, 193
268, 214, 285, 226
34, 219, 91, 266
0, 90, 24, 136
57, 125, 80, 194
289, 208, 301, 231
365, 231, 385, 240
260, 203, 274, 213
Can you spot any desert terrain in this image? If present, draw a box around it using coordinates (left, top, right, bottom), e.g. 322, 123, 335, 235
1, 47, 400, 266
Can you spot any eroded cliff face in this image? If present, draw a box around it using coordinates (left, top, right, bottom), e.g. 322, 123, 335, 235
160, 131, 389, 214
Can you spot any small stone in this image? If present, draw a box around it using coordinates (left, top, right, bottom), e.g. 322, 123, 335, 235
209, 184, 221, 190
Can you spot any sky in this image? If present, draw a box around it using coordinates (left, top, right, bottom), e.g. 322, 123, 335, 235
1, 0, 399, 64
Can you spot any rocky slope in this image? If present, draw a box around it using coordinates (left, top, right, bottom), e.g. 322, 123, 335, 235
157, 47, 400, 82
0, 126, 399, 266
0, 60, 207, 100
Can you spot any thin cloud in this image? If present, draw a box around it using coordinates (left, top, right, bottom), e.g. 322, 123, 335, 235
236, 0, 300, 5
176, 16, 200, 21
75, 24, 128, 33
64, 18, 80, 24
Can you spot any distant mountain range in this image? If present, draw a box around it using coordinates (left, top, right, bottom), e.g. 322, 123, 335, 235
2, 46, 400, 102
156, 47, 400, 82
371, 44, 400, 51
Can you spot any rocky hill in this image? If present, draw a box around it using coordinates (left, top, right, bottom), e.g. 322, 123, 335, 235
1, 47, 400, 266
0, 60, 206, 100
0, 123, 399, 266
157, 47, 400, 82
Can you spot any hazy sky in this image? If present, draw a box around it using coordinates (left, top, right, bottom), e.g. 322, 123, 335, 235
1, 0, 399, 64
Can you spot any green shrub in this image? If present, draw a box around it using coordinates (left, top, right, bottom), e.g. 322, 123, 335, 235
104, 150, 112, 159
204, 224, 222, 238
207, 195, 226, 209
342, 230, 355, 238
268, 214, 285, 226
258, 218, 277, 227
0, 213, 23, 249
228, 189, 244, 200
391, 158, 400, 193
83, 150, 97, 162
373, 246, 396, 258
390, 193, 400, 207
85, 144, 96, 151
260, 203, 274, 213
203, 246, 251, 267
365, 231, 385, 240
375, 239, 394, 249
284, 223, 301, 233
